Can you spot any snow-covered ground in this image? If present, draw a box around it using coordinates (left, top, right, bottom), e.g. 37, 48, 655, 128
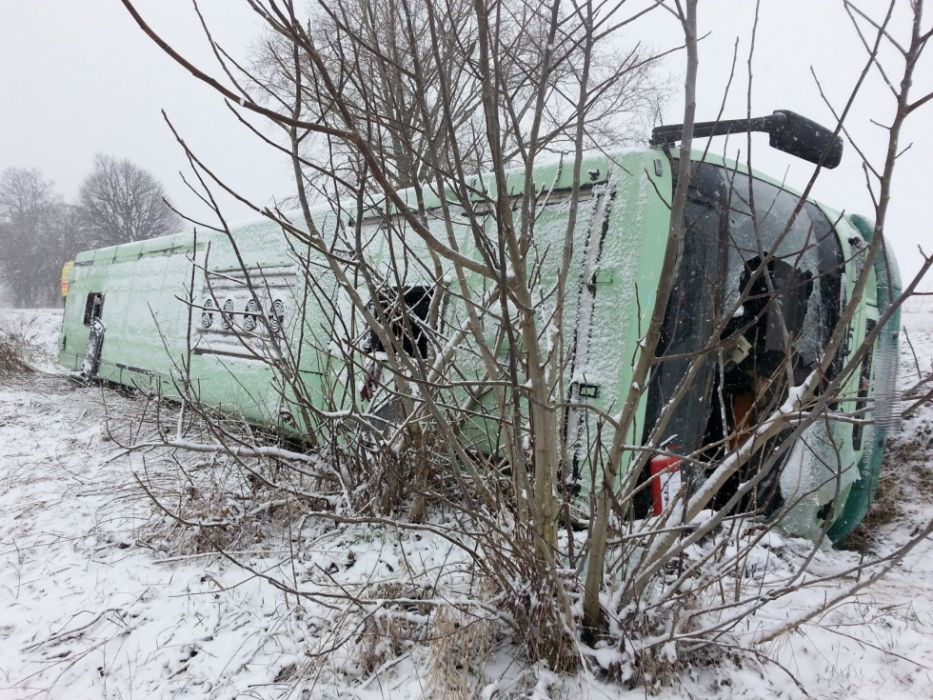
1, 303, 932, 699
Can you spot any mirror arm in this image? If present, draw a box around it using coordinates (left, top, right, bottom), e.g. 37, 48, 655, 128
650, 115, 778, 146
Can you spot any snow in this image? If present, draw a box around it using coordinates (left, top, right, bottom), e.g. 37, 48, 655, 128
1, 303, 932, 698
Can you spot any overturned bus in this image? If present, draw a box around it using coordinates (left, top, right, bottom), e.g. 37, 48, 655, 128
58, 110, 901, 543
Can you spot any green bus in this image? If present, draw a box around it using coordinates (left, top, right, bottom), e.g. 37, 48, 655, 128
59, 110, 901, 543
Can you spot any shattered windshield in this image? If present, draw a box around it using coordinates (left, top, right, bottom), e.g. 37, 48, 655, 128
643, 162, 843, 467
720, 170, 842, 369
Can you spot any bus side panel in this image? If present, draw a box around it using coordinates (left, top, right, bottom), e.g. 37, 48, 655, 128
186, 221, 302, 427
99, 248, 174, 392
571, 153, 672, 494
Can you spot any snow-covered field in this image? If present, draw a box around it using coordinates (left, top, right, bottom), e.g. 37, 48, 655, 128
1, 303, 932, 699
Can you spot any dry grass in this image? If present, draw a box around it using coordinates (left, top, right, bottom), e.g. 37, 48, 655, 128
0, 327, 34, 375
428, 599, 497, 699
848, 409, 933, 549
357, 582, 435, 676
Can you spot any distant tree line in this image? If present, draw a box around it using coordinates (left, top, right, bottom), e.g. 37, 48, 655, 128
0, 155, 180, 307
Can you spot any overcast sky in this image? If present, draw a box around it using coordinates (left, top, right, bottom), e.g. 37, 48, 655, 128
0, 1, 929, 288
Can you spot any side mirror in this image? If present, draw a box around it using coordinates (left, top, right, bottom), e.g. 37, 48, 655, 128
768, 110, 843, 169
650, 109, 844, 169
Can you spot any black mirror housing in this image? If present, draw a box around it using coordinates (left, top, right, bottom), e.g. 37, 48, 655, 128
768, 110, 843, 169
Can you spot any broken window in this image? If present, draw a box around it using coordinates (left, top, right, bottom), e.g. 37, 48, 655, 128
721, 172, 843, 377
83, 292, 104, 326
366, 285, 435, 359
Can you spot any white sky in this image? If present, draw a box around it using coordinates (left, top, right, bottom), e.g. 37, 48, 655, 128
0, 1, 929, 289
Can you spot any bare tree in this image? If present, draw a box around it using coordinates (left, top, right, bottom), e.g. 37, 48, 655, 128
77, 154, 180, 247
249, 0, 665, 191
0, 168, 74, 307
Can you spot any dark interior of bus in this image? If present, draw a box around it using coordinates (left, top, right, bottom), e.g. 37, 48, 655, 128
366, 285, 435, 360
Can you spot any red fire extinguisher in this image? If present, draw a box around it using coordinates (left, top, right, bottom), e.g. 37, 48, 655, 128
649, 455, 682, 516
